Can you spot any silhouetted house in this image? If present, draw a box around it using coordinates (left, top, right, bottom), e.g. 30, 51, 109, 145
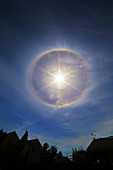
0, 131, 42, 165
87, 136, 113, 165
23, 139, 42, 164
0, 131, 19, 151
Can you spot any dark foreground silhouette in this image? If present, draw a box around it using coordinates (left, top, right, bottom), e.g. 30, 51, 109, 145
0, 129, 113, 169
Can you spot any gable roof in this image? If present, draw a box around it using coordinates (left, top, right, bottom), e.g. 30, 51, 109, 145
87, 136, 113, 152
7, 131, 19, 137
4, 131, 19, 141
1, 131, 42, 148
26, 139, 42, 148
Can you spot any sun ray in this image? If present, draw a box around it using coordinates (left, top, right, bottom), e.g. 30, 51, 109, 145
58, 88, 61, 99
39, 64, 79, 93
39, 80, 56, 91
57, 53, 61, 71
63, 80, 80, 91
38, 66, 56, 78
37, 51, 83, 102
63, 69, 77, 78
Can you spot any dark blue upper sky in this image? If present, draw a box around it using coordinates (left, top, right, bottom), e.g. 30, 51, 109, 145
0, 0, 113, 155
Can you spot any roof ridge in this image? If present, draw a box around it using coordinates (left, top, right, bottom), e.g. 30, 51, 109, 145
27, 138, 42, 147
96, 136, 113, 140
28, 138, 39, 141
7, 131, 16, 134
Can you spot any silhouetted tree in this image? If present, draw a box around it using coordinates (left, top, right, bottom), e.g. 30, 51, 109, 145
71, 146, 87, 165
42, 144, 58, 163
77, 149, 87, 164
0, 129, 3, 134
50, 145, 57, 159
78, 146, 84, 151
57, 151, 63, 158
43, 142, 49, 153
72, 147, 77, 163
41, 143, 50, 164
21, 131, 28, 142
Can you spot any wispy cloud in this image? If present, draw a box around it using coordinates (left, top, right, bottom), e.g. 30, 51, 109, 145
16, 120, 36, 138
0, 62, 28, 103
0, 61, 50, 115
27, 116, 113, 154
28, 131, 91, 155
72, 70, 113, 107
95, 117, 113, 138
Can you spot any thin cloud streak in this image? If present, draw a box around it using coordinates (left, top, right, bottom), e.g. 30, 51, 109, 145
28, 132, 92, 154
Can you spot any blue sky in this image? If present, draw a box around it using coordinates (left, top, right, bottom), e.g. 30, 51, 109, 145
0, 0, 113, 155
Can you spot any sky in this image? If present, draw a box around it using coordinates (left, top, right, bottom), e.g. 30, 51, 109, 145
0, 0, 113, 155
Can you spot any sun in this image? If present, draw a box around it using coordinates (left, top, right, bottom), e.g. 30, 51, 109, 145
54, 71, 65, 89
55, 73, 64, 83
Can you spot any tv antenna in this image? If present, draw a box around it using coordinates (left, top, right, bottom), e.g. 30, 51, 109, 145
90, 132, 96, 140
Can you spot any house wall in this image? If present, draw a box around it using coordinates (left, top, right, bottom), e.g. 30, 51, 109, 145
0, 133, 19, 152
87, 151, 113, 165
26, 141, 42, 164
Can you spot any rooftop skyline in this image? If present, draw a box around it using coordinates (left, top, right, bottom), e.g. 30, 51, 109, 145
0, 0, 113, 155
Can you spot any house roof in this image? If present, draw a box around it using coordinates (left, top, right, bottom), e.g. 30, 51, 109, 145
27, 139, 42, 148
5, 131, 19, 140
87, 136, 113, 152
1, 131, 42, 148
7, 131, 17, 136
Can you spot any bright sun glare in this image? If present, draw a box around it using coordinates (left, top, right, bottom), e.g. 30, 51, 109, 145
54, 72, 65, 89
